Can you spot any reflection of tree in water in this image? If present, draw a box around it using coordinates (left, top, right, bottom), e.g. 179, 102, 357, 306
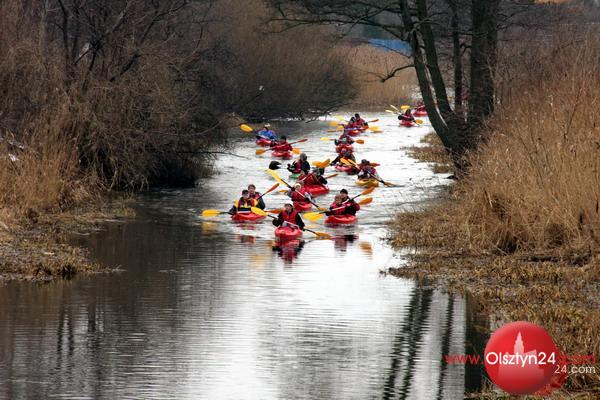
272, 239, 305, 264
383, 287, 433, 399
436, 294, 455, 400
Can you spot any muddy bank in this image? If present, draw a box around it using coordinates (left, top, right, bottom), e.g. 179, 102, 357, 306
0, 204, 132, 283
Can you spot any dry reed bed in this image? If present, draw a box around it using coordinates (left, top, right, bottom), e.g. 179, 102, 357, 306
389, 36, 600, 395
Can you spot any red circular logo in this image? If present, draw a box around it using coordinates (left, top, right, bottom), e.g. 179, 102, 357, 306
484, 321, 560, 395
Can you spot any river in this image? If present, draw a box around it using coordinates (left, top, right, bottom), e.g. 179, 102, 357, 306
0, 113, 485, 399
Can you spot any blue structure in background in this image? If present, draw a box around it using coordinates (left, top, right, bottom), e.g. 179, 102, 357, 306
367, 38, 411, 56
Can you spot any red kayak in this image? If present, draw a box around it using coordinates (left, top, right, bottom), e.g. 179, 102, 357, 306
256, 138, 273, 146
231, 212, 265, 222
335, 144, 353, 154
346, 129, 361, 136
275, 226, 303, 240
413, 110, 427, 117
303, 184, 329, 197
400, 120, 415, 127
335, 165, 358, 175
272, 150, 293, 159
325, 215, 357, 225
293, 201, 312, 212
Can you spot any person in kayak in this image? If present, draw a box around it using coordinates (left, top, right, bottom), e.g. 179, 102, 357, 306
334, 132, 355, 146
332, 148, 355, 166
325, 194, 360, 216
354, 113, 368, 128
398, 109, 415, 123
247, 184, 265, 210
301, 167, 328, 186
338, 188, 361, 215
343, 117, 358, 132
270, 136, 293, 152
272, 203, 305, 230
228, 189, 257, 214
357, 159, 380, 180
287, 182, 312, 205
287, 153, 310, 174
415, 102, 426, 113
257, 124, 277, 140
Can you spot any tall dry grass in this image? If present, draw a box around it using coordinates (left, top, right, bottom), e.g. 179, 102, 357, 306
343, 45, 417, 109
394, 31, 600, 257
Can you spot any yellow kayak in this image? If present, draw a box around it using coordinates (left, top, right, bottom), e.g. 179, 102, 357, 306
356, 178, 380, 187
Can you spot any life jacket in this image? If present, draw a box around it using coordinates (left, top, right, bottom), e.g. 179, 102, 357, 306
281, 209, 299, 225
248, 192, 261, 200
235, 197, 256, 209
290, 190, 308, 203
273, 143, 292, 152
329, 202, 347, 215
356, 118, 367, 126
289, 160, 303, 173
303, 173, 322, 186
359, 165, 377, 178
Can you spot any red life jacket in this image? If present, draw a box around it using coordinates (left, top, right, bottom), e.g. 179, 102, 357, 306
272, 142, 292, 152
303, 173, 320, 186
359, 166, 377, 177
291, 190, 308, 203
329, 202, 347, 215
281, 209, 299, 225
248, 192, 261, 200
356, 118, 366, 126
290, 160, 302, 173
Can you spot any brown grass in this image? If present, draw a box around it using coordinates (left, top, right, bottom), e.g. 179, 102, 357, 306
403, 133, 454, 174
343, 45, 417, 109
390, 33, 600, 395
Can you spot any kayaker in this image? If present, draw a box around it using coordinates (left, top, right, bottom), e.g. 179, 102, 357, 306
343, 117, 358, 132
287, 153, 310, 174
287, 182, 312, 205
257, 124, 277, 140
301, 167, 328, 186
325, 194, 359, 216
272, 203, 305, 230
357, 159, 380, 180
354, 113, 368, 128
335, 132, 354, 146
247, 184, 265, 210
228, 189, 257, 215
332, 148, 355, 166
398, 109, 415, 123
415, 102, 426, 113
339, 188, 361, 215
270, 135, 293, 152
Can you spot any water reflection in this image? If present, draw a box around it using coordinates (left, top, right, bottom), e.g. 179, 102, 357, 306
0, 113, 484, 399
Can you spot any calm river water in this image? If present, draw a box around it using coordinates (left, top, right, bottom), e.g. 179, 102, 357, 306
0, 113, 485, 399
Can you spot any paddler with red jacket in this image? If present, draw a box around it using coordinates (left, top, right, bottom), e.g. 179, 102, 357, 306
357, 159, 381, 181
354, 113, 368, 128
398, 108, 416, 123
272, 203, 305, 230
325, 194, 360, 216
332, 148, 356, 167
286, 182, 313, 205
287, 153, 310, 174
247, 184, 265, 210
300, 167, 328, 186
338, 188, 361, 215
270, 135, 293, 152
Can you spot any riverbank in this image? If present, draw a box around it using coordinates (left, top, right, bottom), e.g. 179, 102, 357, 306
390, 138, 599, 395
0, 202, 134, 283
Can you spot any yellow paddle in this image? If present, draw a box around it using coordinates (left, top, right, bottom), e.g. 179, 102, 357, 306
268, 170, 326, 210
201, 209, 228, 217
390, 104, 400, 112
328, 121, 341, 127
240, 124, 253, 133
250, 207, 332, 239
292, 148, 301, 154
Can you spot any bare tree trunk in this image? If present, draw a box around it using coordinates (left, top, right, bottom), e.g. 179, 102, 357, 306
449, 0, 463, 114
469, 0, 500, 127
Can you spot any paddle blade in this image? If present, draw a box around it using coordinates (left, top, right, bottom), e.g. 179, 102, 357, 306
311, 161, 322, 167
320, 158, 331, 168
292, 148, 300, 154
368, 119, 379, 123
256, 148, 267, 155
334, 115, 346, 122
336, 125, 344, 131
201, 209, 222, 217
328, 121, 340, 127
360, 187, 376, 196
385, 109, 397, 114
358, 197, 373, 206
401, 105, 410, 110
267, 209, 282, 214
313, 231, 332, 239
415, 119, 424, 124
303, 212, 324, 222
250, 207, 268, 216
369, 125, 380, 131
240, 124, 253, 133
263, 183, 280, 195
320, 137, 333, 141
267, 169, 286, 186
355, 139, 365, 144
